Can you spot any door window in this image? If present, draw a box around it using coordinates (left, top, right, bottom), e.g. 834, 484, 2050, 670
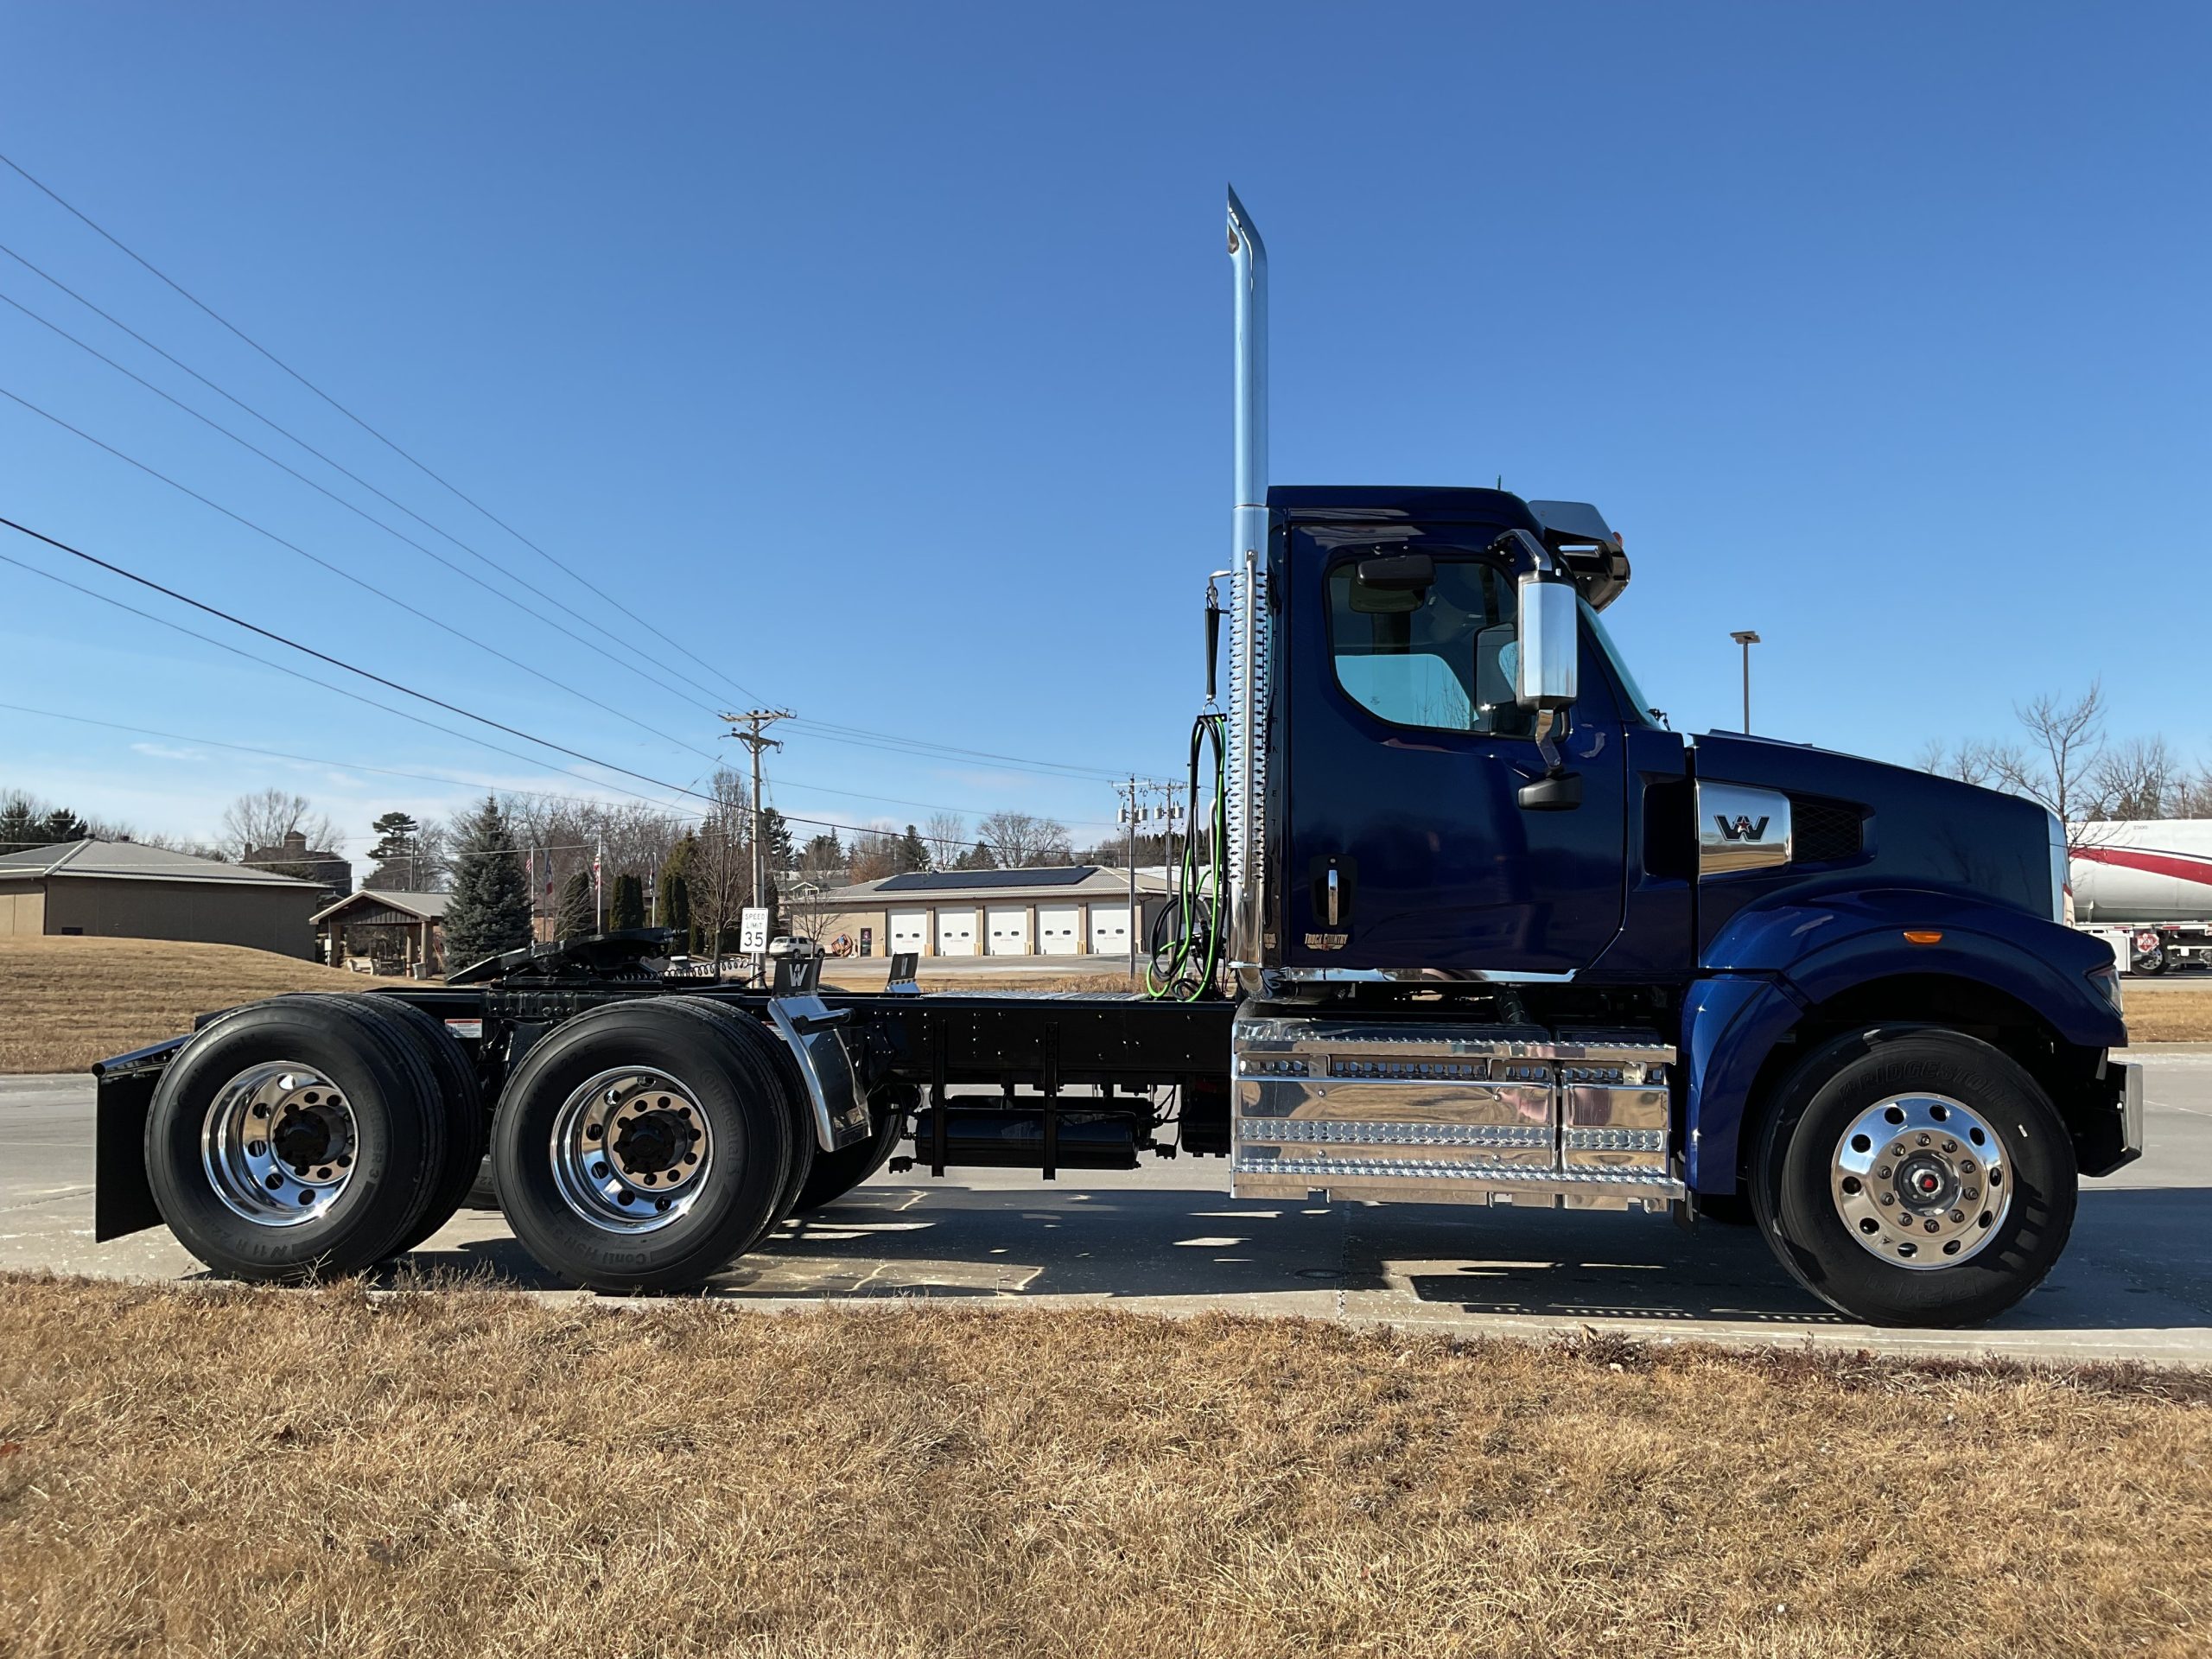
1326, 557, 1535, 738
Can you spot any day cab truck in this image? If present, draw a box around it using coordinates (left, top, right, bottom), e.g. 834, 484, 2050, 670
90, 192, 2141, 1328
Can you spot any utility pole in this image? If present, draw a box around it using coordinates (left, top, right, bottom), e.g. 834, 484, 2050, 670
726, 708, 792, 983
1730, 631, 1761, 734
1119, 777, 1140, 987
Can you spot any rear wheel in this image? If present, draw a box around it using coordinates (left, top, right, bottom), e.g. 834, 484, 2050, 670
490, 998, 796, 1292
1752, 1027, 2075, 1326
793, 1085, 912, 1213
145, 996, 448, 1280
348, 995, 485, 1257
2133, 932, 2168, 975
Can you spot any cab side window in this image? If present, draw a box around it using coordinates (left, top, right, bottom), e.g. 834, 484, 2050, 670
1326, 556, 1535, 738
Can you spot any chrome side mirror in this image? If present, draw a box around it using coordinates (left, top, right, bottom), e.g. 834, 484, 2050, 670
1515, 570, 1579, 710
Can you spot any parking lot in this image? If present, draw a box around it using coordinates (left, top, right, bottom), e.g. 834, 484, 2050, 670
3, 1054, 2205, 1364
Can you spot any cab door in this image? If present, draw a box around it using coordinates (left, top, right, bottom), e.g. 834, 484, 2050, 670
1281, 529, 1628, 976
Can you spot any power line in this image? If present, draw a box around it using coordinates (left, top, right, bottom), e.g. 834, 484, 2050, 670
0, 245, 742, 715
2, 698, 1063, 862
0, 514, 720, 799
0, 148, 769, 708
0, 155, 1159, 789
0, 387, 722, 763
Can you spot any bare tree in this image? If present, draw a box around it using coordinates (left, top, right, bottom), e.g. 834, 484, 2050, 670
978, 810, 1072, 868
1986, 684, 2110, 835
924, 811, 967, 864
2090, 735, 2177, 822
220, 790, 343, 865
2172, 768, 2212, 819
687, 768, 753, 959
847, 822, 903, 884
1913, 739, 2001, 787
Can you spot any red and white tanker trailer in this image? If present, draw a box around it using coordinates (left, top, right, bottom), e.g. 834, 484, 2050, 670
2069, 819, 2212, 973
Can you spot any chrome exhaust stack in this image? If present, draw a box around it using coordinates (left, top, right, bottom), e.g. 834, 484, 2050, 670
1225, 186, 1270, 990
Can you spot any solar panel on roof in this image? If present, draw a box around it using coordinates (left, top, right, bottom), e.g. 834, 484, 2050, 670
874, 866, 1096, 893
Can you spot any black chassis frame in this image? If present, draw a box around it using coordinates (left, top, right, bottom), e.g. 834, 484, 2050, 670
92, 979, 1237, 1244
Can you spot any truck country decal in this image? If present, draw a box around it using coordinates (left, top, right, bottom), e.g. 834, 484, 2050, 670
1715, 813, 1771, 842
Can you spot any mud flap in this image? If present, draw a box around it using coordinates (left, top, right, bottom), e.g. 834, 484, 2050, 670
767, 995, 871, 1152
92, 1037, 187, 1241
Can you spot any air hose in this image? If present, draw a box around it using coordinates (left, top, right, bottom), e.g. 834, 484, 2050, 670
1145, 710, 1227, 1000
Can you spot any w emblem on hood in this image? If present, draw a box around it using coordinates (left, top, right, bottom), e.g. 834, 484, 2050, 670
1715, 814, 1770, 842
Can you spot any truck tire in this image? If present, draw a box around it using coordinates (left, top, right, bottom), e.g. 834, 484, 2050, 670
347, 995, 486, 1257
144, 996, 449, 1281
1751, 1026, 2076, 1327
489, 997, 795, 1293
793, 1085, 912, 1213
681, 1001, 814, 1248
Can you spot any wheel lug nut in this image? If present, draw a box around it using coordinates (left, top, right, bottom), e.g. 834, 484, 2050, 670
1964, 1187, 1978, 1201
1949, 1211, 1965, 1224
1878, 1193, 1895, 1205
1878, 1166, 1892, 1179
1942, 1140, 1957, 1153
1916, 1134, 1931, 1147
1923, 1219, 1940, 1233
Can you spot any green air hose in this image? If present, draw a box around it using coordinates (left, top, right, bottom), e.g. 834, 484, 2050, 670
1145, 711, 1228, 1001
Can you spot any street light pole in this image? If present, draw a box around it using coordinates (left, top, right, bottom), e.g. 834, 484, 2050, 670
1730, 631, 1761, 734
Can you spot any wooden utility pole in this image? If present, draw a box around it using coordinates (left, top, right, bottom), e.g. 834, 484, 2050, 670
725, 709, 792, 982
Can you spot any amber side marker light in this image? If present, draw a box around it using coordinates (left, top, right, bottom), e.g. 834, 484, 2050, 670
1903, 930, 1944, 945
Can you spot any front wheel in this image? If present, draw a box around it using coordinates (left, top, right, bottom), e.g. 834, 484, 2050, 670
1752, 1027, 2076, 1327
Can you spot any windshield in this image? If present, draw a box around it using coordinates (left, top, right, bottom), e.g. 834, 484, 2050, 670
1580, 598, 1657, 727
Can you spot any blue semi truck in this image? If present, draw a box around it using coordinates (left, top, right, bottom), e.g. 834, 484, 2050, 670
90, 192, 2139, 1327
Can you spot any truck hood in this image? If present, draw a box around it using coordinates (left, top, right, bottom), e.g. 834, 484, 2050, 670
1690, 732, 2056, 955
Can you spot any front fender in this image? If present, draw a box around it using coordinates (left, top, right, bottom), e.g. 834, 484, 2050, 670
1706, 887, 2124, 1047
1683, 887, 2126, 1192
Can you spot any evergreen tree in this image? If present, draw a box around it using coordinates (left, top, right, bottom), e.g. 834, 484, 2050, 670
896, 824, 931, 873
665, 872, 692, 948
440, 797, 531, 971
610, 871, 645, 930
555, 871, 595, 940
36, 807, 91, 844
758, 806, 795, 872
660, 833, 696, 950
956, 839, 997, 871
0, 797, 41, 856
365, 810, 424, 889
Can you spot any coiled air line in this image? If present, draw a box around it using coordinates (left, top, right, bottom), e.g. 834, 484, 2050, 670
1145, 575, 1232, 1001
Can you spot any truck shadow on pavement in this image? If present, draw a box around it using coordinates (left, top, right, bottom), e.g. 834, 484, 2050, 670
395, 1183, 2209, 1333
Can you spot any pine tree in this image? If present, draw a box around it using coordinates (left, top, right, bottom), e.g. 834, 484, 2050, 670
555, 871, 595, 940
365, 810, 423, 889
758, 806, 795, 872
36, 807, 90, 844
0, 797, 41, 856
439, 797, 532, 971
897, 824, 931, 873
610, 871, 645, 930
661, 834, 696, 950
957, 839, 997, 870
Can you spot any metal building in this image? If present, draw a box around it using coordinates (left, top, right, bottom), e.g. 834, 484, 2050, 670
0, 839, 326, 958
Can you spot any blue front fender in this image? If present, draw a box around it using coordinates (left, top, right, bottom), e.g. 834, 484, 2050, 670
1682, 887, 2126, 1192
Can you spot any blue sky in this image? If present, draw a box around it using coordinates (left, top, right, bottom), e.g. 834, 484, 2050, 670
2, 3, 2206, 855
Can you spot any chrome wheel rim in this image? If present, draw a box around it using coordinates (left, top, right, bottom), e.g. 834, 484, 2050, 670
1831, 1093, 2012, 1270
550, 1068, 713, 1234
201, 1061, 358, 1226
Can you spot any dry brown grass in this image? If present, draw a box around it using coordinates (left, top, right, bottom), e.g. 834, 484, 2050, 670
0, 935, 375, 1073
1, 1277, 2205, 1657
2120, 988, 2212, 1044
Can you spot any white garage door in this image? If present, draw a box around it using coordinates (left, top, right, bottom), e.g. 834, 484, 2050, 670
1088, 903, 1130, 955
1037, 903, 1081, 955
985, 906, 1030, 955
936, 908, 978, 957
888, 909, 928, 955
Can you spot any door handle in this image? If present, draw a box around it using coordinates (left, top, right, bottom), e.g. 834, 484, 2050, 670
1325, 868, 1340, 925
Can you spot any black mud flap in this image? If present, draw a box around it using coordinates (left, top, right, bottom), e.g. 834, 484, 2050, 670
92, 1037, 187, 1242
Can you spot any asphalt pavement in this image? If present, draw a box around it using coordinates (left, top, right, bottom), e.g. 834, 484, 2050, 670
3, 1058, 2206, 1363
